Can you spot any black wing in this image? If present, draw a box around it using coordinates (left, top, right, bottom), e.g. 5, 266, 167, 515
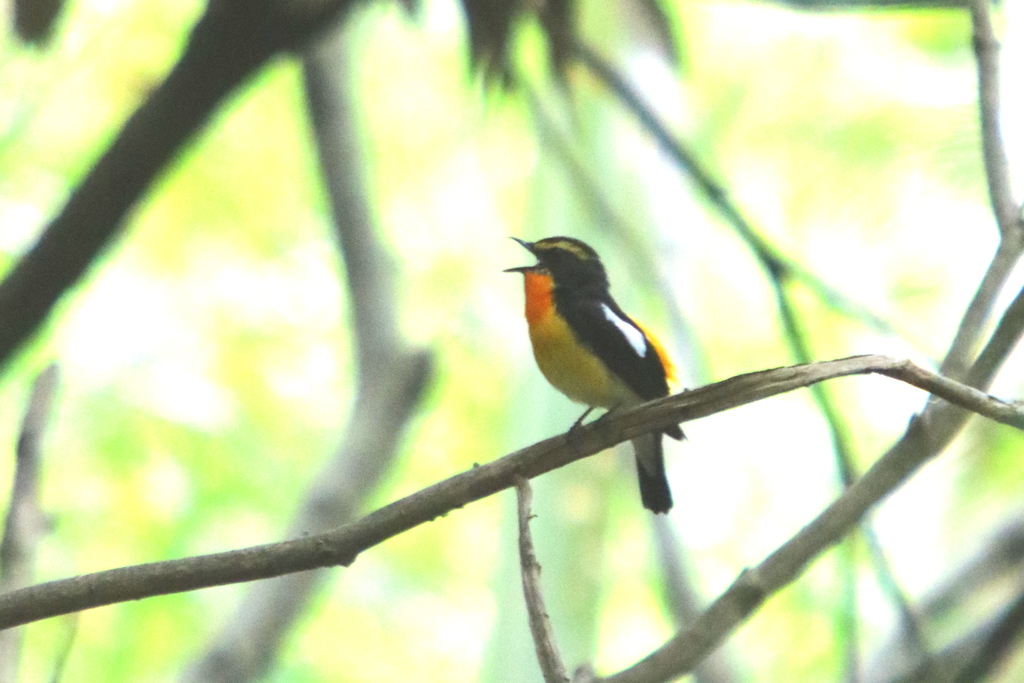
553, 291, 669, 402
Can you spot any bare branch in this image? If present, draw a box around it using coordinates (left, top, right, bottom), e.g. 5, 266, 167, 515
516, 477, 570, 683
0, 364, 59, 683
940, 244, 1022, 381
970, 0, 1018, 237
0, 354, 1020, 631
940, 0, 1024, 381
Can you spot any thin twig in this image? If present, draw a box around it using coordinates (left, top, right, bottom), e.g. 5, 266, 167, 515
0, 354, 1020, 631
515, 477, 570, 683
939, 243, 1022, 382
965, 283, 1024, 389
570, 39, 902, 341
47, 616, 77, 683
970, 0, 1018, 237
0, 364, 59, 683
940, 0, 1024, 381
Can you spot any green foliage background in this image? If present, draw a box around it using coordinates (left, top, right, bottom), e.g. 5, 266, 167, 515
1, 0, 1021, 681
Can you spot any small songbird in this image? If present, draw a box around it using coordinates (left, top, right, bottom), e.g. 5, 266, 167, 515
505, 236, 683, 514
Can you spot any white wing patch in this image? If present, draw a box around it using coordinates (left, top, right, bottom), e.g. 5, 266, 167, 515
601, 303, 648, 357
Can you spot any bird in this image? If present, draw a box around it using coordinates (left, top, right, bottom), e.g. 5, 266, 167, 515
505, 236, 683, 514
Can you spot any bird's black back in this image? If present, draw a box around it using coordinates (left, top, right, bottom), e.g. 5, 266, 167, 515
552, 289, 671, 402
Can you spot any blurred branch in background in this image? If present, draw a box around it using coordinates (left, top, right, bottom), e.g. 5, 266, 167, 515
867, 517, 1024, 683
0, 364, 59, 683
939, 0, 1024, 382
179, 17, 432, 683
0, 0, 359, 373
12, 0, 65, 44
651, 517, 739, 683
861, 528, 947, 683
767, 0, 966, 8
570, 39, 903, 343
942, 589, 1024, 683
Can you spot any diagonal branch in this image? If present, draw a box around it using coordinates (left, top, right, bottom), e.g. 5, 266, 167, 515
0, 354, 1021, 632
651, 518, 740, 683
601, 279, 1024, 683
0, 0, 358, 373
570, 39, 900, 340
940, 0, 1024, 381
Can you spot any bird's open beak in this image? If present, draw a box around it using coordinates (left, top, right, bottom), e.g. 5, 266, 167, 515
504, 237, 537, 273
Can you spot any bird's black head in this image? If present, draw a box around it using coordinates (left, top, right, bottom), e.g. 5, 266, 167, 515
506, 236, 610, 294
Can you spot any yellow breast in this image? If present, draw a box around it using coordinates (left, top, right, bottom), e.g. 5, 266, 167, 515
528, 305, 628, 409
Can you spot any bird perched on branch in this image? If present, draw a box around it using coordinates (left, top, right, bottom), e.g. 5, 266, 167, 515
505, 236, 683, 514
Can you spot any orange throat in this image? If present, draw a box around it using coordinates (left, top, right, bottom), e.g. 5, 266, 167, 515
522, 270, 555, 324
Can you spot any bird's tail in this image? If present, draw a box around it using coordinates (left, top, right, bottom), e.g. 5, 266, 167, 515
632, 433, 673, 514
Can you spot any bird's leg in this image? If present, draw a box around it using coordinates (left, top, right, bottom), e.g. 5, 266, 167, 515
567, 403, 621, 448
591, 402, 623, 427
570, 406, 596, 432
565, 406, 597, 455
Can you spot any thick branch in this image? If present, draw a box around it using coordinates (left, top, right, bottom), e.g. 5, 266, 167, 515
0, 0, 357, 372
0, 355, 1019, 631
